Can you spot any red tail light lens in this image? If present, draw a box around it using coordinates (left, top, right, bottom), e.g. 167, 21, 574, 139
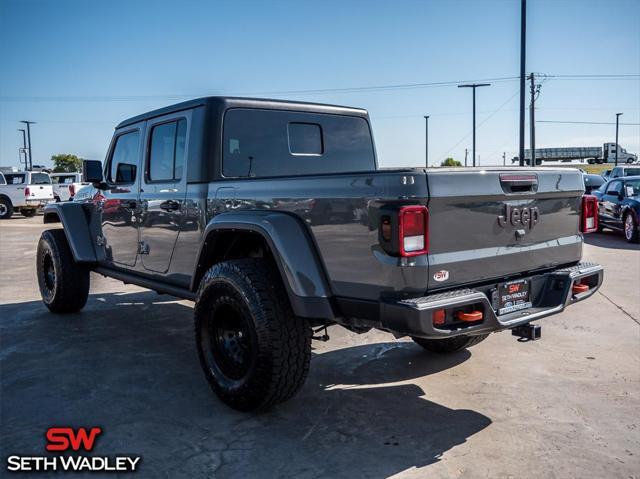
581, 195, 598, 233
24, 187, 31, 197
399, 206, 429, 256
69, 184, 76, 197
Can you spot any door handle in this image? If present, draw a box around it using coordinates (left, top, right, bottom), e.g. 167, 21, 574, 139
159, 200, 180, 212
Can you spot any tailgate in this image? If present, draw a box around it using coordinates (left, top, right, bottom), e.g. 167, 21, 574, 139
27, 184, 54, 201
426, 168, 584, 290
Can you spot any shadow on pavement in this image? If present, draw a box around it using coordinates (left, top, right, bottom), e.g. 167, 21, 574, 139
0, 291, 491, 478
585, 230, 640, 250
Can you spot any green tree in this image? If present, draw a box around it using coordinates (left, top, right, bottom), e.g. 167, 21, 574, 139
51, 154, 84, 173
441, 157, 462, 167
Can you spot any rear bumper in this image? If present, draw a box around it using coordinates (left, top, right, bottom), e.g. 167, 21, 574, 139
379, 262, 603, 339
25, 199, 54, 207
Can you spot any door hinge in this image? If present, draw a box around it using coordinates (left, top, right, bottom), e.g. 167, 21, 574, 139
138, 241, 150, 255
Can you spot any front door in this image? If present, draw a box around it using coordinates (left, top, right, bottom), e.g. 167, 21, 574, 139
138, 114, 189, 273
101, 127, 143, 267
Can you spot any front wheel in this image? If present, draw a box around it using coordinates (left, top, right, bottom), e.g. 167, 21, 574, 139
20, 208, 36, 217
194, 259, 311, 412
624, 213, 640, 243
0, 197, 13, 219
37, 229, 90, 313
412, 334, 489, 354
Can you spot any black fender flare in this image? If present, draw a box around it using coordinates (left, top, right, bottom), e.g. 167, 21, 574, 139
192, 211, 335, 320
43, 203, 101, 263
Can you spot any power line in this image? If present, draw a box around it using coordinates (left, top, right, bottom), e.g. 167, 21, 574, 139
538, 120, 640, 125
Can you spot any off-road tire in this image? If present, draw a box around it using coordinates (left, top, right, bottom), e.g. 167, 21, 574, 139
0, 197, 13, 219
20, 208, 37, 217
36, 229, 90, 313
624, 212, 640, 243
194, 258, 311, 412
412, 334, 489, 354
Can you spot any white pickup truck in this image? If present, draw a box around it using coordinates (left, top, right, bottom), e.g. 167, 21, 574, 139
0, 171, 55, 219
50, 172, 86, 202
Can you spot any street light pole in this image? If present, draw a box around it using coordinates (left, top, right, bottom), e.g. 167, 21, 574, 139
615, 113, 623, 166
519, 0, 527, 167
424, 115, 429, 168
17, 129, 27, 170
20, 121, 36, 171
458, 83, 491, 167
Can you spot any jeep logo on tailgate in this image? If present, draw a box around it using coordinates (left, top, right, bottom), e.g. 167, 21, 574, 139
497, 205, 539, 229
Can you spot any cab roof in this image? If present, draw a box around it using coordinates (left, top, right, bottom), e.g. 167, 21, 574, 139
116, 96, 369, 129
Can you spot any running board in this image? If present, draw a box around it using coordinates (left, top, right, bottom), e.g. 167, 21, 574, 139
92, 266, 196, 301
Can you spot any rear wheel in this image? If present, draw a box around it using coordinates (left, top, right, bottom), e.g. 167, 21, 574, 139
194, 258, 311, 412
624, 213, 639, 243
20, 208, 36, 217
0, 197, 13, 219
36, 229, 90, 313
412, 334, 489, 354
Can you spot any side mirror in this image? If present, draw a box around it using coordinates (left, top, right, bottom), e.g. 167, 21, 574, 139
82, 160, 106, 188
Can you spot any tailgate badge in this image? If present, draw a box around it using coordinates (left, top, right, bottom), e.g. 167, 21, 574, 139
433, 270, 449, 282
498, 205, 539, 229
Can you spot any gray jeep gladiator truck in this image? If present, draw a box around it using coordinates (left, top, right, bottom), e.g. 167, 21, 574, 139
37, 97, 603, 411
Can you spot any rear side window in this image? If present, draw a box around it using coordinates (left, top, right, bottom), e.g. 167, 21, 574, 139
52, 175, 76, 184
223, 109, 375, 177
624, 168, 640, 177
109, 130, 140, 184
148, 119, 186, 182
5, 174, 25, 184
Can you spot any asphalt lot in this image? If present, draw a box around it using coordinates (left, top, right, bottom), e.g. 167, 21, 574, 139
1, 214, 638, 478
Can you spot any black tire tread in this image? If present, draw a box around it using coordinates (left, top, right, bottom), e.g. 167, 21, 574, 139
0, 197, 13, 219
412, 333, 489, 354
37, 229, 90, 313
195, 259, 311, 411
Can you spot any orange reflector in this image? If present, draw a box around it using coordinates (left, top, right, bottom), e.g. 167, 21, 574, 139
572, 283, 589, 294
457, 310, 483, 322
433, 309, 446, 326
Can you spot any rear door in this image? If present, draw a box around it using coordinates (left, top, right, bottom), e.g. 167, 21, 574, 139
426, 169, 584, 291
138, 113, 189, 273
101, 127, 143, 267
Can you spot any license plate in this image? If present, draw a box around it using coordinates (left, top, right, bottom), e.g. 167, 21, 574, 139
497, 279, 532, 315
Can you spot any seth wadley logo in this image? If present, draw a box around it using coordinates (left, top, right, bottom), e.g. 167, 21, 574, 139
6, 427, 141, 473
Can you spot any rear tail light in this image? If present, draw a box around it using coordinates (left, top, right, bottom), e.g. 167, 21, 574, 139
24, 187, 31, 197
581, 195, 598, 233
399, 206, 429, 256
69, 184, 76, 197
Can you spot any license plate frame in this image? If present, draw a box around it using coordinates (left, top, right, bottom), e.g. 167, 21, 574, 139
497, 279, 532, 315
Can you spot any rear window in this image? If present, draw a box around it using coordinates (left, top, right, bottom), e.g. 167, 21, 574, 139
31, 173, 51, 184
52, 175, 76, 184
5, 174, 25, 184
223, 109, 375, 178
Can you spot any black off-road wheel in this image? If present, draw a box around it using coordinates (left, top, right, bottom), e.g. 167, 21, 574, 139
412, 334, 489, 354
20, 208, 36, 217
36, 229, 90, 313
0, 197, 13, 219
194, 259, 311, 412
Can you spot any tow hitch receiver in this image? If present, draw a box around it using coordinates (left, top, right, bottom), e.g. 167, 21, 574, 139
512, 323, 541, 341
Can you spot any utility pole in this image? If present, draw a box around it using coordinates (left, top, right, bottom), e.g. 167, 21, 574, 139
17, 129, 27, 170
424, 115, 429, 168
615, 113, 623, 166
20, 121, 36, 171
464, 148, 468, 167
503, 152, 506, 166
528, 73, 541, 167
519, 0, 527, 167
458, 83, 491, 167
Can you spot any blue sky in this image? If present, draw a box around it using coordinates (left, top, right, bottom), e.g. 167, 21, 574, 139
0, 0, 638, 168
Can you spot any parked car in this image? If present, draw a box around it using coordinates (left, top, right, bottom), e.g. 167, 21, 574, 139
592, 176, 640, 243
50, 172, 86, 202
583, 173, 606, 194
38, 97, 603, 411
610, 165, 640, 179
0, 171, 54, 219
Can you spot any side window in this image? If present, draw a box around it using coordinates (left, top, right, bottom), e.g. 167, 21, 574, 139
148, 118, 186, 182
109, 131, 140, 184
606, 181, 621, 195
288, 123, 323, 155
